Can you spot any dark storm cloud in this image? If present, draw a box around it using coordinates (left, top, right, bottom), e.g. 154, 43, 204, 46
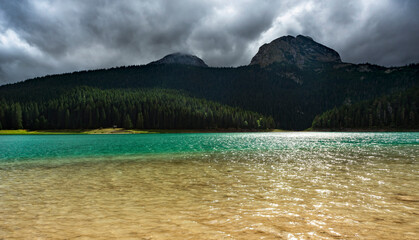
290, 0, 419, 66
338, 0, 419, 66
0, 0, 418, 84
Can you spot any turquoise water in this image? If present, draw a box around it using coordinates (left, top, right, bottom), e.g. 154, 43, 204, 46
1, 132, 418, 162
1, 132, 418, 239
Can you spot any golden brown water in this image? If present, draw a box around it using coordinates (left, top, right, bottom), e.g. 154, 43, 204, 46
0, 133, 418, 239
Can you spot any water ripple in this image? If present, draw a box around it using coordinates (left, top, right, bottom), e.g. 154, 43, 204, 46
0, 132, 418, 239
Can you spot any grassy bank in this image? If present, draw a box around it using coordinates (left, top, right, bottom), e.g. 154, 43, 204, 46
0, 128, 156, 135
0, 129, 86, 135
0, 128, 287, 135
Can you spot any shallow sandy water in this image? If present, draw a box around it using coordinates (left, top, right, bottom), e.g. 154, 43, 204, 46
0, 133, 418, 239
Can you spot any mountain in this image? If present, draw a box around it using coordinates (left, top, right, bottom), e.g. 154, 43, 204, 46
148, 52, 208, 67
0, 35, 417, 130
250, 35, 341, 68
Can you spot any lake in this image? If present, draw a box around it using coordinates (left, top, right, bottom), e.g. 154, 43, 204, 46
0, 132, 418, 239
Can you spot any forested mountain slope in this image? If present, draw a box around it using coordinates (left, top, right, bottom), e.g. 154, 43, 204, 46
311, 87, 418, 130
0, 87, 274, 130
0, 35, 417, 130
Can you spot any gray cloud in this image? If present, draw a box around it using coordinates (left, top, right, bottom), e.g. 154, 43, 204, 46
0, 0, 418, 84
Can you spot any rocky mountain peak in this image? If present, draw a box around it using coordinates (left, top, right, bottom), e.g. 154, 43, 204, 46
149, 52, 208, 67
250, 35, 341, 68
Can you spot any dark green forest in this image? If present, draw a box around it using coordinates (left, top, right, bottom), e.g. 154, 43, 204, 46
0, 62, 418, 130
312, 87, 419, 130
0, 87, 274, 130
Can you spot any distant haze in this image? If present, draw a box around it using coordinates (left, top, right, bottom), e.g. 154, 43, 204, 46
0, 0, 418, 85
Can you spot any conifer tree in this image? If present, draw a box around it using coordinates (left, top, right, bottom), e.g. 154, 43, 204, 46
12, 103, 23, 129
123, 114, 133, 129
64, 109, 70, 129
136, 112, 144, 129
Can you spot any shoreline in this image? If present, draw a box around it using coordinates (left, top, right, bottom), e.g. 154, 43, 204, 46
0, 128, 417, 135
0, 128, 288, 135
309, 128, 419, 132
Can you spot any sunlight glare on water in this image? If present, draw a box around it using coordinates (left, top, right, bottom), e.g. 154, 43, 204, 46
0, 132, 418, 239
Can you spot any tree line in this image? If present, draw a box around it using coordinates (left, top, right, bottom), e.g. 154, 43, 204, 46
1, 63, 417, 130
312, 88, 418, 129
0, 87, 275, 130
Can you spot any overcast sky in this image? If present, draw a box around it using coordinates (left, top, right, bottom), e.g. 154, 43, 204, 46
0, 0, 418, 85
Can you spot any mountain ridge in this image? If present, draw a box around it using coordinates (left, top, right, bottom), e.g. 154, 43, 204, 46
0, 35, 417, 130
148, 52, 208, 67
250, 35, 342, 68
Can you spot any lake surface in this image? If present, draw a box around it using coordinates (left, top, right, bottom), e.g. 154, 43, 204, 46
0, 132, 418, 239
